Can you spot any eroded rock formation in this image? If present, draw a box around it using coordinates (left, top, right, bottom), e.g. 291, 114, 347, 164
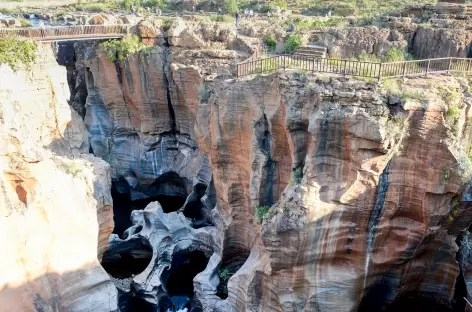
0, 44, 116, 311
3, 18, 472, 312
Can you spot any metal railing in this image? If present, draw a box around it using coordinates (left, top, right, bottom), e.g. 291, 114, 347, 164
0, 25, 130, 40
236, 54, 472, 79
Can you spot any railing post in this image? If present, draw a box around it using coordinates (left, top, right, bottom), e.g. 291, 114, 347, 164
378, 62, 382, 81
343, 59, 347, 77
426, 59, 431, 77
283, 55, 286, 71
402, 61, 407, 78
447, 57, 452, 74
468, 59, 471, 74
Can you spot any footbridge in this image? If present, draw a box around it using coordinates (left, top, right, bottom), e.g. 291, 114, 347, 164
0, 25, 130, 42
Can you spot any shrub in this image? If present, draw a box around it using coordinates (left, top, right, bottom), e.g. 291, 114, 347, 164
0, 38, 37, 70
255, 205, 270, 223
122, 0, 140, 10
147, 0, 163, 8
445, 104, 460, 134
284, 34, 301, 53
210, 14, 234, 22
291, 167, 303, 185
382, 48, 411, 62
311, 17, 347, 28
268, 0, 287, 10
441, 167, 451, 183
162, 18, 173, 31
264, 34, 277, 51
20, 18, 32, 27
101, 35, 147, 62
199, 83, 210, 102
225, 0, 238, 14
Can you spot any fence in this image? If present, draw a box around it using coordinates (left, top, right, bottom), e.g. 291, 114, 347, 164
236, 54, 472, 79
0, 25, 130, 40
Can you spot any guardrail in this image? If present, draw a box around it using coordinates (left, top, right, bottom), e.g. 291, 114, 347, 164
236, 54, 472, 79
0, 25, 130, 40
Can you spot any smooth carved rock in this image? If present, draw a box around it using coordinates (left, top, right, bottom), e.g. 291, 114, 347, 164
0, 45, 116, 312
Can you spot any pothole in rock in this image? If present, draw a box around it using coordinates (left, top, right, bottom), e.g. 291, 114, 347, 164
182, 183, 212, 229
216, 248, 250, 299
158, 250, 209, 312
101, 239, 153, 279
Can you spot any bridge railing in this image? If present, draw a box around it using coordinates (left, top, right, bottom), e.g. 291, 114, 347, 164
0, 25, 130, 39
237, 54, 472, 79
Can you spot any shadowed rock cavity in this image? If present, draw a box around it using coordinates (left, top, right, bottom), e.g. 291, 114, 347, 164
216, 248, 250, 299
101, 238, 153, 279
157, 250, 209, 312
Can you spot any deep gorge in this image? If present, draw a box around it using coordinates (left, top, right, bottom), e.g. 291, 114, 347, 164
2, 16, 472, 312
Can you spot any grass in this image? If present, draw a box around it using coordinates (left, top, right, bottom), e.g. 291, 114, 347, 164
199, 83, 210, 102
76, 2, 113, 12
101, 35, 148, 62
441, 167, 451, 184
290, 167, 303, 185
210, 14, 234, 22
19, 18, 32, 27
162, 17, 173, 31
445, 104, 460, 135
0, 38, 36, 70
255, 205, 270, 223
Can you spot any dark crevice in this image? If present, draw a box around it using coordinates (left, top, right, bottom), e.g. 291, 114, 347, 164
182, 183, 213, 228
164, 72, 177, 135
101, 239, 153, 279
162, 251, 209, 297
216, 248, 250, 299
156, 250, 208, 312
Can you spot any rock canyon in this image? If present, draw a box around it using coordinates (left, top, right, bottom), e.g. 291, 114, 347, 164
2, 16, 472, 312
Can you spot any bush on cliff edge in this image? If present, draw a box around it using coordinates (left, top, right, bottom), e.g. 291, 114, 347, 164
101, 35, 149, 62
0, 38, 37, 70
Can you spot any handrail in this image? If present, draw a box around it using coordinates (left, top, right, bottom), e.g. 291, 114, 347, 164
236, 54, 472, 79
0, 25, 130, 40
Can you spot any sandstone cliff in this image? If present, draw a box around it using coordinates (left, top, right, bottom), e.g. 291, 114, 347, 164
75, 28, 472, 310
0, 44, 116, 312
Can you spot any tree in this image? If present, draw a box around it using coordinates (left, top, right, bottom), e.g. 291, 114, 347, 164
225, 0, 238, 14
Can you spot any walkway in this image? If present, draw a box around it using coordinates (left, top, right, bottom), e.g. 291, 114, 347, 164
237, 53, 472, 79
0, 25, 129, 42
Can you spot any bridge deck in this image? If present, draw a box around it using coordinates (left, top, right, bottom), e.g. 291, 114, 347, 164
0, 25, 130, 41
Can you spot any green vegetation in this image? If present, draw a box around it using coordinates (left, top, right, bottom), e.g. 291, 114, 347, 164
216, 263, 243, 299
0, 38, 36, 70
199, 83, 210, 102
284, 34, 301, 53
77, 2, 111, 12
101, 35, 148, 62
255, 205, 270, 223
19, 18, 32, 27
264, 34, 277, 51
225, 0, 238, 14
445, 104, 460, 135
441, 167, 451, 184
162, 17, 173, 31
210, 14, 234, 22
382, 48, 412, 62
291, 167, 303, 185
310, 17, 348, 28
439, 86, 459, 104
